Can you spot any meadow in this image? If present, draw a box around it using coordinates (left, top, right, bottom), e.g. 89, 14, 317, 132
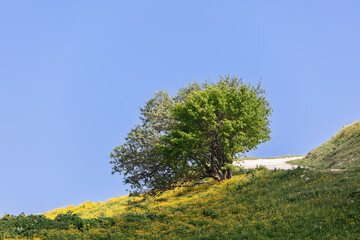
1, 166, 359, 239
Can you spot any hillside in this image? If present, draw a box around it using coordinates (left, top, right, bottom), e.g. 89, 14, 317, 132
1, 167, 359, 239
292, 121, 360, 169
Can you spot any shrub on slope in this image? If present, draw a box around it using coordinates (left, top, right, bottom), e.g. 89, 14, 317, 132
297, 121, 360, 169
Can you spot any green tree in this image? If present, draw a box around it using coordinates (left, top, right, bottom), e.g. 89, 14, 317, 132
110, 91, 174, 195
110, 76, 271, 195
110, 82, 203, 195
160, 76, 271, 181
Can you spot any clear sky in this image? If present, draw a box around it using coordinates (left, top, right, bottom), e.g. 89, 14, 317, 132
1, 1, 359, 216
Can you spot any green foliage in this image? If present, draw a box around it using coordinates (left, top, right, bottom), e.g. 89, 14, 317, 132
159, 76, 271, 182
110, 75, 272, 195
110, 90, 176, 195
0, 212, 116, 239
54, 212, 84, 229
0, 213, 55, 238
295, 121, 360, 169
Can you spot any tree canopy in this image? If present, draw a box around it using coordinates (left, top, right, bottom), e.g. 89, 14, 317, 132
110, 76, 272, 195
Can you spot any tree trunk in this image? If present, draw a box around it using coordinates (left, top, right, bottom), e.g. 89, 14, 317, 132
208, 172, 223, 181
222, 169, 228, 179
226, 168, 232, 179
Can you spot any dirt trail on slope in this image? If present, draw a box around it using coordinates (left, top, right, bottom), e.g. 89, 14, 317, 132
233, 156, 304, 170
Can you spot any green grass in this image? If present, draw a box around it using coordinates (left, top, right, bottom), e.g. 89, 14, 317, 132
2, 167, 359, 239
293, 121, 360, 170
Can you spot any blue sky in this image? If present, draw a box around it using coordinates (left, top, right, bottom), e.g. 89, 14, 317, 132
1, 1, 359, 215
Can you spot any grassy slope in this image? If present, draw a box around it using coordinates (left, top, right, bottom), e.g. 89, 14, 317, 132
36, 168, 360, 239
290, 121, 360, 169
44, 196, 131, 219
